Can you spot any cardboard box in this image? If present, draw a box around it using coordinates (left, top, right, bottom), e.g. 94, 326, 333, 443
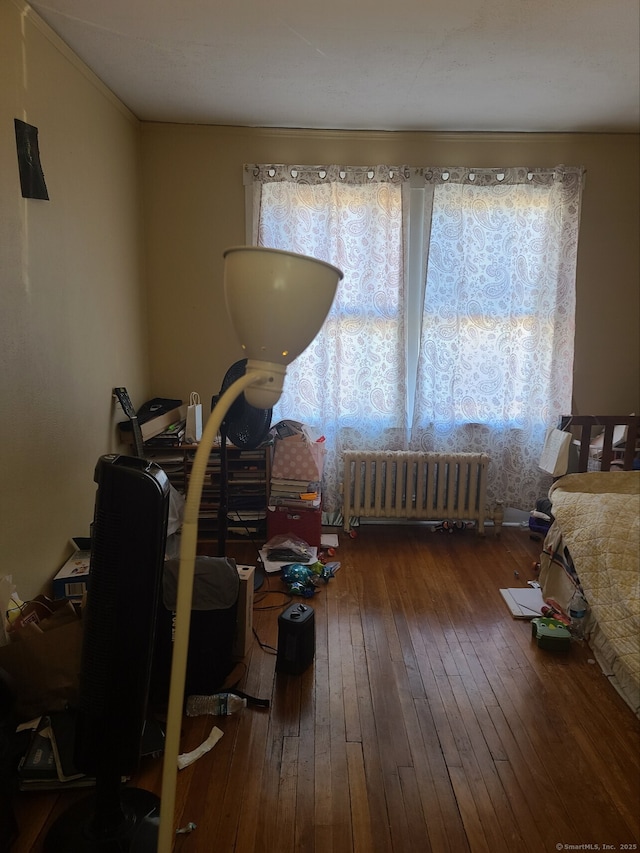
52, 548, 91, 600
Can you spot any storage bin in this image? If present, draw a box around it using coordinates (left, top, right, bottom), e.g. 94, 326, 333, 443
267, 506, 322, 548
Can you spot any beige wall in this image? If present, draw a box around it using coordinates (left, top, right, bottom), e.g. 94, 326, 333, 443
141, 124, 639, 417
1, 0, 149, 600
2, 0, 638, 601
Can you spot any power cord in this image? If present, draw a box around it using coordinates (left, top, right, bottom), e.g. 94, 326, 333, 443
226, 509, 263, 557
225, 512, 301, 653
252, 627, 277, 655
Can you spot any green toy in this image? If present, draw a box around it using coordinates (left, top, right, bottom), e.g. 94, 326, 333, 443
531, 616, 572, 651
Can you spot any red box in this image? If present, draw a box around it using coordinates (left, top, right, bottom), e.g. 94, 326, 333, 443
267, 506, 322, 548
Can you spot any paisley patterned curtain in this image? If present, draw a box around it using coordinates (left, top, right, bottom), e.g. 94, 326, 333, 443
247, 164, 584, 514
248, 164, 410, 514
410, 166, 584, 510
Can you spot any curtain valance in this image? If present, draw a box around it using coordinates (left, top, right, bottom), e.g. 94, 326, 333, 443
245, 164, 409, 185
412, 165, 583, 187
245, 163, 584, 188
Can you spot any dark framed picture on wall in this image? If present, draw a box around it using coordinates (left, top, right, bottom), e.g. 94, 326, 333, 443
14, 118, 49, 200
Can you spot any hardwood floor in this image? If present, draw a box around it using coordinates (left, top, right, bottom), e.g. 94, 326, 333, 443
10, 525, 640, 852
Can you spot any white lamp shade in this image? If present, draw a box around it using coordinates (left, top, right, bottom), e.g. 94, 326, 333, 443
223, 246, 342, 366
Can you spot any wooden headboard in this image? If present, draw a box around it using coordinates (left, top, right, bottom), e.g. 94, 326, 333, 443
560, 415, 640, 472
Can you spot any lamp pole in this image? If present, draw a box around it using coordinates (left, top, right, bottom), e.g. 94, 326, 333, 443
156, 244, 342, 851
156, 369, 268, 853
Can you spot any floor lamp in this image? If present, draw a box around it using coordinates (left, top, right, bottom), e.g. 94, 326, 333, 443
157, 246, 343, 853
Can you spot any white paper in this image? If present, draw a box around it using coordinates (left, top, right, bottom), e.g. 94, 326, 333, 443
539, 427, 571, 476
177, 725, 223, 770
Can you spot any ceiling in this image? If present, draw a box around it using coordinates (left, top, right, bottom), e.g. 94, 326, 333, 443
29, 0, 640, 133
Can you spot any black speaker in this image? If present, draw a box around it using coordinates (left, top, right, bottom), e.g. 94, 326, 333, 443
276, 603, 315, 675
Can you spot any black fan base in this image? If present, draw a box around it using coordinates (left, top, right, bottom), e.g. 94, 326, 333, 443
43, 787, 160, 853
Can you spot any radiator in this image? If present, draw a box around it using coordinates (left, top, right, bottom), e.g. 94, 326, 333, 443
342, 451, 489, 534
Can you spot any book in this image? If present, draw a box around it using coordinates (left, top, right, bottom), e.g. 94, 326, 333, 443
119, 404, 187, 444
18, 714, 96, 790
269, 495, 321, 509
270, 483, 318, 493
145, 421, 186, 447
17, 710, 164, 792
18, 725, 56, 780
48, 709, 85, 781
228, 509, 266, 519
271, 478, 321, 491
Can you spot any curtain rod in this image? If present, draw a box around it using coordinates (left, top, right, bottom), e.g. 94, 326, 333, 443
244, 164, 585, 186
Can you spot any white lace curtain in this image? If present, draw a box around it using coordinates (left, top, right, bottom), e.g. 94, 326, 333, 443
247, 163, 584, 513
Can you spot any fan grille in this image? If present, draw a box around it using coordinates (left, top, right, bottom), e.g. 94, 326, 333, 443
217, 359, 272, 448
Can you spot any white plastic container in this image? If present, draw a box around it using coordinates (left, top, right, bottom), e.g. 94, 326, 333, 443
568, 590, 588, 639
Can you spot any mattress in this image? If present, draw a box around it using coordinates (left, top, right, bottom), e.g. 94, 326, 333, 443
539, 471, 640, 716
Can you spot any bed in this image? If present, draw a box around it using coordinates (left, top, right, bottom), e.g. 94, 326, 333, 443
538, 416, 640, 716
559, 414, 639, 472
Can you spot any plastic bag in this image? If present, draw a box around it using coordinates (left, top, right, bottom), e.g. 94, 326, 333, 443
0, 604, 83, 720
265, 533, 313, 563
165, 484, 185, 559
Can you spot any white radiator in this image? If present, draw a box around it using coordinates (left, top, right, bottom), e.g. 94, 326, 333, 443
342, 451, 489, 534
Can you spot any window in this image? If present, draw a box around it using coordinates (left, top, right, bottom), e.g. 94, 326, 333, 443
246, 164, 584, 512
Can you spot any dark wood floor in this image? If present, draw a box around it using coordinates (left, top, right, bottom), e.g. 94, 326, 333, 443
11, 525, 640, 852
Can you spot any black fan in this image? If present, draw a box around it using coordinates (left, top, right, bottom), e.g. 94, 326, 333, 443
215, 359, 273, 451
213, 360, 272, 588
43, 455, 170, 852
